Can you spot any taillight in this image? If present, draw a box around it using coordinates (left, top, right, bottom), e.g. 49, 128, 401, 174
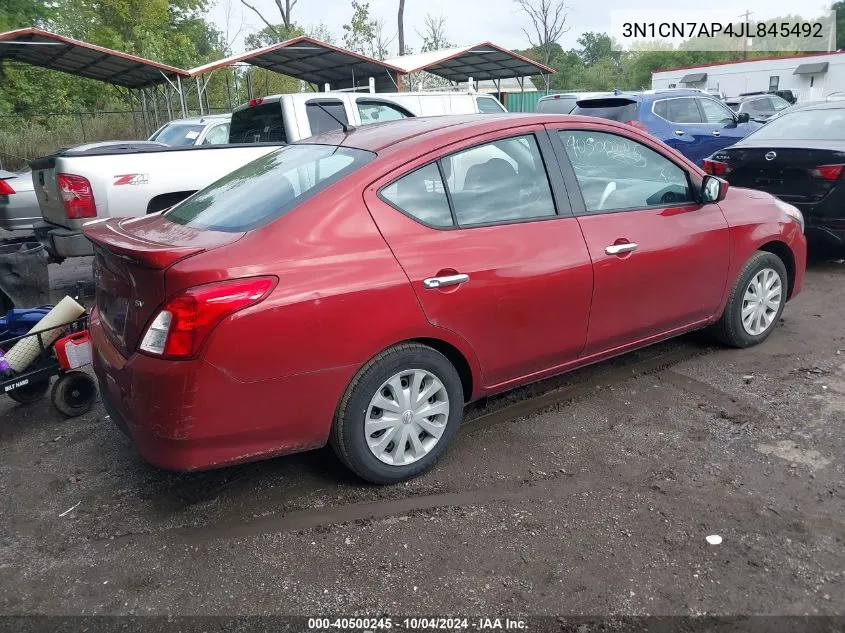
0, 179, 15, 195
809, 164, 844, 181
703, 158, 732, 176
138, 277, 277, 359
625, 120, 650, 133
57, 173, 96, 219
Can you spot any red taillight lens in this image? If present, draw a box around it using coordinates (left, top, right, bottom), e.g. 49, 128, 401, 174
703, 159, 731, 176
625, 120, 650, 133
138, 277, 277, 359
809, 164, 844, 181
57, 173, 96, 219
0, 179, 15, 195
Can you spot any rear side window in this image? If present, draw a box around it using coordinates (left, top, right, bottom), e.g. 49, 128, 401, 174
201, 123, 230, 145
229, 103, 286, 143
571, 98, 639, 122
653, 98, 703, 123
357, 100, 411, 125
381, 163, 453, 228
476, 97, 505, 113
306, 100, 349, 135
537, 97, 577, 114
165, 145, 374, 232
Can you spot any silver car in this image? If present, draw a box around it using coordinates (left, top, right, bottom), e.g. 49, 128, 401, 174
0, 168, 40, 231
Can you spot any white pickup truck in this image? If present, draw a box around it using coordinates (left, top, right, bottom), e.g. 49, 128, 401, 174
31, 91, 505, 260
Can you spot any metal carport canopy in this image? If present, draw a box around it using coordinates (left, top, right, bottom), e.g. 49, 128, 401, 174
382, 43, 555, 82
0, 27, 189, 88
187, 37, 405, 91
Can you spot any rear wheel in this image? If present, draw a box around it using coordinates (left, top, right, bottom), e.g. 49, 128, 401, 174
7, 379, 50, 404
51, 371, 97, 417
713, 251, 788, 348
330, 343, 464, 484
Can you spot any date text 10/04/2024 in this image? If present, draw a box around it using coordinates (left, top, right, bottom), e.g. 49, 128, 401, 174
307, 617, 529, 630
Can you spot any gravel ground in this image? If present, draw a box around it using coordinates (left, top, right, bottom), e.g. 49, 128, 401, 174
0, 253, 843, 621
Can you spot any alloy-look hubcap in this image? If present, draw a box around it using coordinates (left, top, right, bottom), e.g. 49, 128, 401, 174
741, 267, 782, 336
365, 369, 450, 466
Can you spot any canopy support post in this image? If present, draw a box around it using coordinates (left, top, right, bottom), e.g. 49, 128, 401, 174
150, 84, 160, 128
196, 77, 204, 115
139, 88, 150, 136
176, 76, 187, 117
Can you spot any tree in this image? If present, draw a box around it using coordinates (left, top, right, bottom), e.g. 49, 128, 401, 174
514, 0, 569, 67
342, 0, 377, 56
575, 32, 615, 67
239, 0, 297, 42
397, 0, 406, 55
372, 20, 395, 60
0, 0, 51, 31
834, 1, 845, 50
417, 14, 451, 52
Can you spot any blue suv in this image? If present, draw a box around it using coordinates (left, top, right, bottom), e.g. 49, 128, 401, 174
571, 90, 762, 166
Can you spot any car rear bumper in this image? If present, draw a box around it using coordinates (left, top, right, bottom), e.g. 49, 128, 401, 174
90, 313, 350, 471
34, 224, 94, 258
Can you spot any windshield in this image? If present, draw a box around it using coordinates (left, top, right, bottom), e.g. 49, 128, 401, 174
149, 124, 205, 146
747, 107, 845, 141
165, 144, 375, 232
229, 102, 286, 143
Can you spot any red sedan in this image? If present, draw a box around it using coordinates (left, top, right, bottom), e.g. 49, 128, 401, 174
84, 114, 807, 484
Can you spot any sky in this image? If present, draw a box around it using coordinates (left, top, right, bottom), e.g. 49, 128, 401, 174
209, 0, 836, 56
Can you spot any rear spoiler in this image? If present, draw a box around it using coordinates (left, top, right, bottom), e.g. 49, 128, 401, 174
83, 218, 205, 270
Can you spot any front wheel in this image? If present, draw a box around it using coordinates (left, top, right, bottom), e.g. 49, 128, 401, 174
713, 251, 788, 348
330, 343, 464, 484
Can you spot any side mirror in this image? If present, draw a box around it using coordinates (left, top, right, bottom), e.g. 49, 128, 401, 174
702, 175, 729, 203
736, 112, 751, 123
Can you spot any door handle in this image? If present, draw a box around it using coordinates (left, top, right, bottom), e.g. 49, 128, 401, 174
712, 130, 721, 137
674, 130, 685, 136
605, 243, 638, 255
423, 273, 469, 289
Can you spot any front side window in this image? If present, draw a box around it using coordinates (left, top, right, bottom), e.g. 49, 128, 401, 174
441, 135, 556, 226
559, 130, 693, 213
476, 97, 505, 113
357, 100, 411, 125
306, 101, 349, 135
381, 163, 453, 228
698, 98, 735, 124
165, 144, 374, 232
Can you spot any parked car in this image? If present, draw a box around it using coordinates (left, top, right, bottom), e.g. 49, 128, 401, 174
571, 90, 761, 166
30, 92, 506, 261
30, 140, 278, 260
148, 114, 231, 147
739, 89, 796, 105
704, 101, 845, 248
0, 168, 40, 231
723, 94, 791, 123
535, 92, 610, 114
227, 91, 506, 143
83, 113, 806, 483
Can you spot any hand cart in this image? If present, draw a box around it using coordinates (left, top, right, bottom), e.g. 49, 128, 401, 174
1, 313, 97, 417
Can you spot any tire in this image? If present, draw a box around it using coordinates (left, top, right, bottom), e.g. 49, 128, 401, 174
330, 343, 464, 484
51, 371, 97, 417
712, 250, 788, 348
6, 379, 50, 404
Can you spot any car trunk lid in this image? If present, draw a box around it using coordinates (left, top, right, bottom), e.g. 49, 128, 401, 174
83, 214, 243, 355
718, 145, 845, 207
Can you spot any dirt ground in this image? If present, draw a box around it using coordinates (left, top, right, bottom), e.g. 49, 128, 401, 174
0, 253, 843, 622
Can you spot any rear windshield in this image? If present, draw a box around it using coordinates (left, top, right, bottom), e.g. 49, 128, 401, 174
149, 124, 205, 146
165, 144, 375, 232
725, 102, 740, 111
536, 97, 578, 114
571, 99, 638, 122
747, 107, 845, 141
229, 102, 286, 143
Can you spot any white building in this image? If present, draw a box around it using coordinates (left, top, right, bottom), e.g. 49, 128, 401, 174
652, 51, 845, 102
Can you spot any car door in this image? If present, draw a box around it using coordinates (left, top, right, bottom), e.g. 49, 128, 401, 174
548, 124, 730, 356
363, 127, 594, 388
651, 97, 713, 165
698, 97, 753, 153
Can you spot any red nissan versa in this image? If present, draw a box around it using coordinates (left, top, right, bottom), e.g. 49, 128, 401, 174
83, 114, 807, 484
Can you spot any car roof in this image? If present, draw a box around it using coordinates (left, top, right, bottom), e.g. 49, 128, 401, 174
783, 100, 845, 112
301, 113, 607, 153
164, 114, 231, 125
